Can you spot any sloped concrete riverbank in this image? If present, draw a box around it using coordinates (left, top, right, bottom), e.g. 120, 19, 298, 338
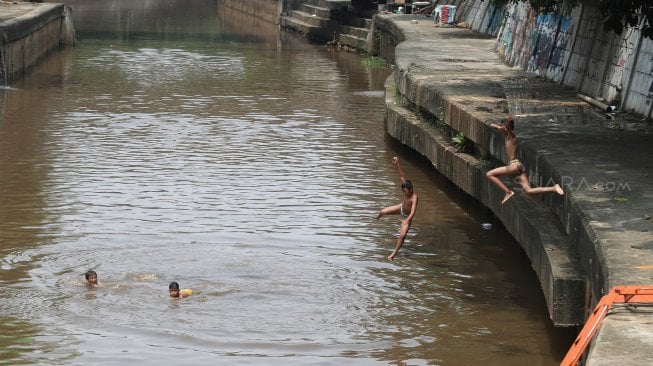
0, 1, 74, 84
374, 13, 653, 364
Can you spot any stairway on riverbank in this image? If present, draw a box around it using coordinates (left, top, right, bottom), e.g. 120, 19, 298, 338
279, 0, 373, 52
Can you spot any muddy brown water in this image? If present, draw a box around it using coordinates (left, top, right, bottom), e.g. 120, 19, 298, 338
0, 0, 575, 364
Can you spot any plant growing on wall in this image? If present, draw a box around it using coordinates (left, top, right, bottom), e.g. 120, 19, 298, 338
362, 56, 387, 68
491, 0, 653, 39
452, 132, 473, 153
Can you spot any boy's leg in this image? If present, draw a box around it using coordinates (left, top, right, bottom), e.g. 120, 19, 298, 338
377, 203, 401, 219
388, 220, 411, 261
486, 165, 521, 204
501, 191, 515, 204
518, 174, 565, 196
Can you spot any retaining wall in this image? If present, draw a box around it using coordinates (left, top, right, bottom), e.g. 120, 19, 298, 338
216, 0, 281, 25
372, 1, 653, 328
373, 14, 587, 325
0, 3, 74, 84
439, 0, 653, 119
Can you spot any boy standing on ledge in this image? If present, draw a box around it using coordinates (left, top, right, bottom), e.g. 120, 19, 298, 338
486, 115, 564, 204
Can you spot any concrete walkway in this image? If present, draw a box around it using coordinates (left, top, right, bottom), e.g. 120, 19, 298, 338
0, 1, 43, 23
0, 1, 73, 83
376, 14, 653, 365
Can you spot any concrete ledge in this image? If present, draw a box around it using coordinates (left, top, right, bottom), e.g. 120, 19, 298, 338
0, 3, 67, 44
0, 2, 74, 83
376, 19, 653, 362
587, 309, 653, 365
385, 77, 585, 325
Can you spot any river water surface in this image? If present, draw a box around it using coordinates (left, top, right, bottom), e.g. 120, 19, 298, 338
0, 0, 574, 364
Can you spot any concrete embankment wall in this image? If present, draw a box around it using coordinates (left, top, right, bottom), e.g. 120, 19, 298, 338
0, 3, 74, 84
217, 0, 281, 25
373, 0, 653, 329
215, 0, 305, 24
372, 15, 590, 326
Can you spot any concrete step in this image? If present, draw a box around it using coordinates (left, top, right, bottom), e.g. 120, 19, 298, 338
339, 24, 368, 39
338, 33, 367, 49
280, 1, 371, 52
291, 10, 331, 27
300, 4, 331, 19
340, 15, 368, 28
308, 0, 350, 10
279, 15, 334, 41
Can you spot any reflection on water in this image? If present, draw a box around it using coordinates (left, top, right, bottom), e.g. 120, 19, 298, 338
0, 318, 36, 364
0, 0, 574, 364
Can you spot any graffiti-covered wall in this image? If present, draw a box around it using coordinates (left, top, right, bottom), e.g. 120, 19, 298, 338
446, 0, 653, 119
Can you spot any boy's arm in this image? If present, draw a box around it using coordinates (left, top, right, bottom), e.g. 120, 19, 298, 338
406, 194, 418, 222
490, 115, 515, 130
393, 156, 406, 184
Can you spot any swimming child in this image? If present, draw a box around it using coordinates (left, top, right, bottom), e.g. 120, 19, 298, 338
168, 281, 192, 298
85, 270, 98, 286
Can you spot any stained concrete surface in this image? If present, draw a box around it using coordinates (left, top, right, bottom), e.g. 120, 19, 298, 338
378, 13, 653, 364
0, 1, 42, 23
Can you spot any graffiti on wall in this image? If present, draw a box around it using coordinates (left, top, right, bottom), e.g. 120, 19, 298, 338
546, 17, 573, 82
486, 3, 504, 35
527, 13, 562, 74
490, 0, 653, 116
519, 12, 539, 70
506, 3, 528, 65
602, 29, 637, 102
498, 3, 517, 57
516, 7, 537, 69
646, 57, 653, 107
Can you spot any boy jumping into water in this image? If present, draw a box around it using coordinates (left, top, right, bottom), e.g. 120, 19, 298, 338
377, 156, 418, 261
486, 115, 564, 204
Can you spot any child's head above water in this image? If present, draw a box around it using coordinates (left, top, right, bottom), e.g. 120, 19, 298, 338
85, 270, 98, 285
169, 281, 192, 298
169, 281, 181, 298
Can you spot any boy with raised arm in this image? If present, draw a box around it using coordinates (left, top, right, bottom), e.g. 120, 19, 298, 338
377, 156, 418, 261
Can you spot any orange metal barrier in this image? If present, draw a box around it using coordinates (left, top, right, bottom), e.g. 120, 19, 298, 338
561, 286, 653, 366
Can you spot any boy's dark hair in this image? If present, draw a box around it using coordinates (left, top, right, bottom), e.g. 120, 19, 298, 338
169, 281, 180, 290
85, 270, 97, 280
503, 116, 515, 130
401, 180, 414, 190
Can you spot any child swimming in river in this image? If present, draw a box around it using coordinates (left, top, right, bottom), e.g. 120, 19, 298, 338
168, 281, 192, 298
85, 270, 98, 286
